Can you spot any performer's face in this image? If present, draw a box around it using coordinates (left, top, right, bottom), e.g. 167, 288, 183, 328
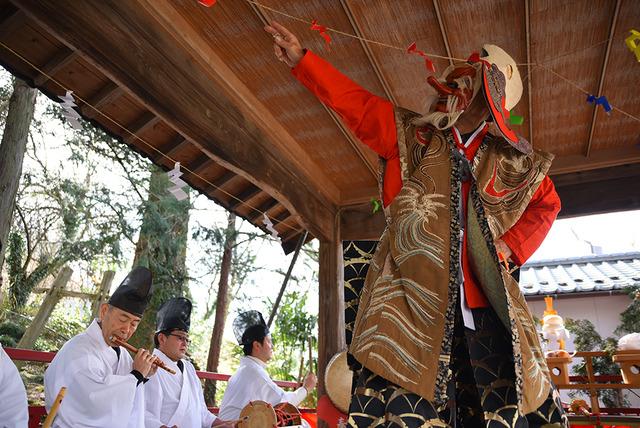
99, 304, 141, 346
158, 329, 189, 361
253, 334, 274, 362
454, 89, 490, 134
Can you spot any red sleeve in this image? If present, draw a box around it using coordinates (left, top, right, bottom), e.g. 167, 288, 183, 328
292, 50, 398, 160
500, 176, 561, 265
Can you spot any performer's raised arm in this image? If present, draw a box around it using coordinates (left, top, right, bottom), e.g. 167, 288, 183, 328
265, 21, 397, 161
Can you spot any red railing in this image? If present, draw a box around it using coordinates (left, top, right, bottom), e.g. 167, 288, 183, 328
6, 347, 315, 427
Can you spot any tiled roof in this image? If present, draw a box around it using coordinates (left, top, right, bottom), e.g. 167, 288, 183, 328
519, 253, 640, 296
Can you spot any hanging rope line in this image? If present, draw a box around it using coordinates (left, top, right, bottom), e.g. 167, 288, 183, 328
0, 39, 307, 237
243, 0, 640, 124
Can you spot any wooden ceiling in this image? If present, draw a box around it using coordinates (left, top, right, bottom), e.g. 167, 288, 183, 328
1, 0, 639, 250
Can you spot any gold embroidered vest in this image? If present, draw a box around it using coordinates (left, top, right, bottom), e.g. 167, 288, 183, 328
350, 107, 554, 414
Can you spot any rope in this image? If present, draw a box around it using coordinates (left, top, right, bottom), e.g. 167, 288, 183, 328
0, 40, 306, 236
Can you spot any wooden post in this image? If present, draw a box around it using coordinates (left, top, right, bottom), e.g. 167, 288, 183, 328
91, 270, 115, 320
17, 267, 73, 349
317, 223, 345, 402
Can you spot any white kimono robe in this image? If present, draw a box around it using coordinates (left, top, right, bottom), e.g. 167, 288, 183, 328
144, 349, 216, 428
0, 345, 28, 428
218, 356, 307, 420
44, 319, 146, 428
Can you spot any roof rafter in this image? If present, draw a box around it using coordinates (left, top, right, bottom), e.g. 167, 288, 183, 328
585, 0, 621, 157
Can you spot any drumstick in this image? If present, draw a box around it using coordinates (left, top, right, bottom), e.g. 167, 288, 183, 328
307, 336, 313, 374
297, 352, 305, 384
42, 386, 66, 428
110, 336, 176, 375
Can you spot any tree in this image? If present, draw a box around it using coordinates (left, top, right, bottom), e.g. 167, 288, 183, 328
129, 166, 190, 349
267, 291, 318, 407
0, 77, 37, 272
204, 212, 237, 404
5, 119, 135, 310
565, 285, 640, 408
194, 213, 267, 405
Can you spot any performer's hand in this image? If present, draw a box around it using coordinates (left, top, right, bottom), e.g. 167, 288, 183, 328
303, 372, 317, 391
264, 21, 304, 67
132, 348, 155, 377
494, 239, 512, 261
147, 360, 159, 377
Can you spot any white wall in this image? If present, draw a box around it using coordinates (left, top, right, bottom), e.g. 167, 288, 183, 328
527, 294, 640, 407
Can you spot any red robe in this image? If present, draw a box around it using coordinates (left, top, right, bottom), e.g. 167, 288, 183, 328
293, 50, 561, 308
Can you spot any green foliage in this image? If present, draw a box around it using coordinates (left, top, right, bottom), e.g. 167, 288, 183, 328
0, 335, 17, 347
267, 291, 318, 406
6, 232, 52, 310
129, 166, 191, 349
565, 318, 628, 408
0, 320, 24, 341
34, 310, 85, 352
616, 285, 640, 336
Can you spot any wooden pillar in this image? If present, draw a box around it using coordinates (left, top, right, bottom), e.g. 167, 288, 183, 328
17, 266, 73, 349
91, 270, 115, 320
317, 224, 345, 400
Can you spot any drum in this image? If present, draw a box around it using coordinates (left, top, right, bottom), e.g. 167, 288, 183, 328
238, 400, 277, 428
274, 402, 302, 426
324, 350, 353, 413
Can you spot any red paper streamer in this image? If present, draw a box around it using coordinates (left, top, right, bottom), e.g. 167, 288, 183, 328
198, 0, 216, 7
407, 42, 436, 73
310, 20, 331, 47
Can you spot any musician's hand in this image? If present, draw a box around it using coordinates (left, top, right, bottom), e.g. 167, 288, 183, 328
147, 360, 159, 377
132, 348, 155, 377
264, 21, 304, 68
303, 372, 317, 391
494, 239, 513, 262
212, 419, 235, 427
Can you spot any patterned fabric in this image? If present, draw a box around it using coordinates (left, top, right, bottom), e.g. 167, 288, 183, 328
350, 108, 554, 410
472, 137, 553, 240
347, 305, 568, 428
344, 241, 378, 375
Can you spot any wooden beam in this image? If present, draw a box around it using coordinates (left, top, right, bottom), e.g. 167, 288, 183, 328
137, 0, 341, 207
14, 0, 337, 240
279, 224, 303, 244
228, 184, 262, 210
248, 198, 280, 223
33, 49, 79, 86
432, 0, 454, 68
550, 145, 640, 175
323, 106, 378, 180
123, 111, 161, 144
152, 136, 190, 163
552, 163, 640, 187
524, 0, 534, 146
206, 169, 236, 192
91, 270, 115, 319
82, 81, 124, 119
317, 226, 345, 399
340, 202, 386, 241
341, 184, 380, 206
0, 8, 26, 39
187, 156, 215, 178
17, 266, 73, 350
340, 0, 397, 104
585, 0, 621, 157
556, 172, 640, 218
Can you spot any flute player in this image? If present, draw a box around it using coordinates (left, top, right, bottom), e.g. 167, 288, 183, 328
44, 266, 157, 427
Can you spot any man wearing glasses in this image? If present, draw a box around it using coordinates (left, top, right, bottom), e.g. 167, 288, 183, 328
144, 297, 234, 427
